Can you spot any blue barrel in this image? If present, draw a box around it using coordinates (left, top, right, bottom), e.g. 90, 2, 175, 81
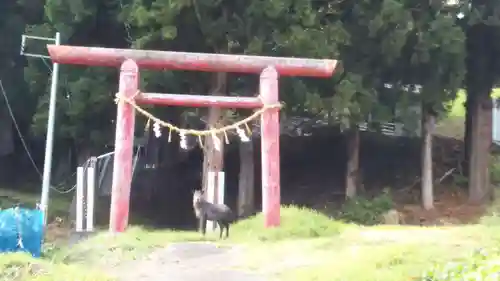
0, 208, 44, 257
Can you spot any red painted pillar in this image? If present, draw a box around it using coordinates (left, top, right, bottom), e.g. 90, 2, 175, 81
260, 66, 281, 227
109, 59, 138, 232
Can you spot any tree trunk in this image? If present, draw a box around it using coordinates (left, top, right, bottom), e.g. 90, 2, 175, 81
200, 72, 227, 231
463, 94, 475, 177
345, 128, 360, 199
201, 72, 227, 191
464, 20, 495, 204
201, 106, 225, 189
468, 94, 492, 204
421, 109, 435, 210
238, 140, 255, 218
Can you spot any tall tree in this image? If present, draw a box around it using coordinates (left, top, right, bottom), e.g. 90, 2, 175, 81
463, 0, 500, 203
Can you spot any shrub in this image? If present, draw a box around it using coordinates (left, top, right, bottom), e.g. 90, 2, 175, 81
338, 190, 394, 225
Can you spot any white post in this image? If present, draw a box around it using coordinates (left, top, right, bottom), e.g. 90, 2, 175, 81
206, 171, 216, 232
86, 158, 96, 232
76, 166, 84, 232
217, 172, 225, 205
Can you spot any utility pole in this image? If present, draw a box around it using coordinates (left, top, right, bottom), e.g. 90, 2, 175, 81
20, 32, 61, 225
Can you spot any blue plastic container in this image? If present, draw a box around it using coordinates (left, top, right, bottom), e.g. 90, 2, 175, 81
0, 207, 44, 257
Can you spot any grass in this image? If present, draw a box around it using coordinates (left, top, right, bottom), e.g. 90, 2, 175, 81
237, 204, 500, 281
0, 187, 71, 221
2, 190, 500, 280
273, 226, 500, 281
446, 88, 500, 118
435, 88, 500, 139
0, 253, 113, 281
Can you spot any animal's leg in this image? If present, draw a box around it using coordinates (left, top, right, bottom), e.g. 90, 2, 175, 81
198, 216, 203, 233
217, 221, 224, 239
201, 215, 207, 235
225, 222, 230, 239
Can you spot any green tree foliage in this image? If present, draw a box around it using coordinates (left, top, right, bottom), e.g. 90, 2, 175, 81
17, 0, 467, 162
292, 0, 465, 132
25, 0, 131, 157
0, 1, 31, 137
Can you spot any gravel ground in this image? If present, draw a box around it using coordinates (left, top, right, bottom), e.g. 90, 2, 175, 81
110, 242, 268, 281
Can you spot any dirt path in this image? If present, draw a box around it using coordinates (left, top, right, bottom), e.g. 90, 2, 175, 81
109, 242, 268, 281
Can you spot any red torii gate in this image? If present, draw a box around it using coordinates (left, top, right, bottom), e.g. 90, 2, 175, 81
47, 45, 338, 232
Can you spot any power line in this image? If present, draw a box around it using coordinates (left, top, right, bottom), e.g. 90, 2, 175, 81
0, 79, 76, 194
0, 80, 42, 177
41, 58, 52, 73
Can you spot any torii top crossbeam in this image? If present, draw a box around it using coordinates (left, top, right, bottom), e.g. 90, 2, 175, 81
47, 45, 337, 77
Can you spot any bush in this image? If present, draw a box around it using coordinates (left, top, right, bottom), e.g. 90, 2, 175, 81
338, 190, 394, 225
419, 248, 500, 280
231, 205, 346, 242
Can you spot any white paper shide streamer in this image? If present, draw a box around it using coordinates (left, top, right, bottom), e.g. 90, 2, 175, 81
179, 131, 188, 149
236, 127, 250, 142
153, 121, 162, 138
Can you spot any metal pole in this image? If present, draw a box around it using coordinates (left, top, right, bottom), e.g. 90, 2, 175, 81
40, 32, 61, 224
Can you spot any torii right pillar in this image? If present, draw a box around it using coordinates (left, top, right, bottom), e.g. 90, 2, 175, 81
260, 66, 280, 227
